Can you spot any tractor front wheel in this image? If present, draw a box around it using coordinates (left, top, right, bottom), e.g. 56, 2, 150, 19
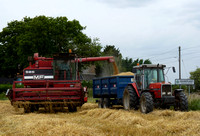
140, 92, 153, 114
174, 92, 188, 111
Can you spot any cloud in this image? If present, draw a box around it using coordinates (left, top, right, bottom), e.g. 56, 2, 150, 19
93, 0, 157, 8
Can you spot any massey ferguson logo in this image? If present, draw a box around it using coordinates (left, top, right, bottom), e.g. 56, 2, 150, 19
33, 75, 44, 80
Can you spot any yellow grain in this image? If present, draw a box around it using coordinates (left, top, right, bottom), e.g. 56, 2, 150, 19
0, 101, 200, 136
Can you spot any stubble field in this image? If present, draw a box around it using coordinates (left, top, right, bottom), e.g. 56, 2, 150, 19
0, 100, 200, 136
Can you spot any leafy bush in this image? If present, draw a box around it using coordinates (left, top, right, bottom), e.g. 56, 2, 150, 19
81, 80, 93, 88
0, 92, 7, 100
0, 84, 12, 93
188, 93, 200, 111
189, 99, 200, 110
172, 85, 187, 91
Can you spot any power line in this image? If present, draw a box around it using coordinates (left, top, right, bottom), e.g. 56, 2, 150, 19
131, 47, 177, 60
182, 45, 200, 51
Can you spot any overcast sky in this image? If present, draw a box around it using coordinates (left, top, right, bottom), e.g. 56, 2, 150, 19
1, 0, 200, 83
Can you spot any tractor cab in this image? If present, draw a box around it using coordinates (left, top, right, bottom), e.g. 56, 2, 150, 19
133, 64, 166, 91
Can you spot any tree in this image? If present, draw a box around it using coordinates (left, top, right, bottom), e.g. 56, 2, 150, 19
190, 68, 200, 91
122, 57, 152, 72
0, 16, 102, 77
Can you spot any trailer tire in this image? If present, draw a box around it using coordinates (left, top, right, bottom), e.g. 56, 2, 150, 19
103, 98, 110, 108
174, 92, 188, 111
98, 98, 104, 108
140, 92, 153, 114
123, 85, 139, 110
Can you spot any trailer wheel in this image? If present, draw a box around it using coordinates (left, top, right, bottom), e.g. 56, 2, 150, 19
103, 98, 110, 108
98, 98, 104, 108
140, 92, 153, 114
123, 85, 139, 110
174, 92, 188, 111
68, 105, 77, 112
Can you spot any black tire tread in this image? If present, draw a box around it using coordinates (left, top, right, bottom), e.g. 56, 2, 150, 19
140, 92, 153, 113
128, 86, 139, 110
175, 92, 188, 111
123, 85, 139, 110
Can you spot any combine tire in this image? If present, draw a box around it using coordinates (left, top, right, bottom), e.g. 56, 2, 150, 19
103, 98, 110, 108
68, 105, 77, 112
98, 98, 104, 108
174, 92, 188, 111
123, 85, 139, 110
24, 106, 31, 113
140, 92, 153, 114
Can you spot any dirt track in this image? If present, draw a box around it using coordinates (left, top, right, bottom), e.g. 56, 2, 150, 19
0, 100, 200, 136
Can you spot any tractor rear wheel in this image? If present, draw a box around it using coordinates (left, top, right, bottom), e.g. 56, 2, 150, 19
140, 92, 153, 114
174, 92, 188, 111
123, 85, 139, 110
103, 98, 110, 108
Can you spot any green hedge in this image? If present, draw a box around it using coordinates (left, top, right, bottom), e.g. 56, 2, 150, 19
81, 80, 93, 88
189, 99, 200, 111
0, 84, 12, 93
0, 92, 7, 100
0, 84, 24, 93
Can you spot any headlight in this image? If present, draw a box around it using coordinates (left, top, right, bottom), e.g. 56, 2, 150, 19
162, 92, 166, 95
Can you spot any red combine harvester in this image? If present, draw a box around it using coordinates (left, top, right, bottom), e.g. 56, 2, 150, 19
6, 52, 118, 113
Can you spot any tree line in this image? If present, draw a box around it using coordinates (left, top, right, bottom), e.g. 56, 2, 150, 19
0, 16, 150, 78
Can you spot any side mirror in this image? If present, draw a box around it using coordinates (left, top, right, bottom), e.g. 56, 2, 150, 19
172, 67, 176, 73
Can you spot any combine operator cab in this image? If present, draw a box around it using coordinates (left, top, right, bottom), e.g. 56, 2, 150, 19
123, 64, 188, 114
53, 53, 77, 81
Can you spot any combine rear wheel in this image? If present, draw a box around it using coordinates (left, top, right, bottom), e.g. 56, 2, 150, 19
123, 86, 139, 110
174, 92, 188, 111
140, 92, 153, 114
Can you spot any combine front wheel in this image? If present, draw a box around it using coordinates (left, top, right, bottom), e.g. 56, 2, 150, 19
68, 105, 77, 112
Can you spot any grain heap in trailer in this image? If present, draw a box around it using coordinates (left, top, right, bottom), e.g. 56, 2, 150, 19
93, 64, 188, 113
6, 50, 118, 113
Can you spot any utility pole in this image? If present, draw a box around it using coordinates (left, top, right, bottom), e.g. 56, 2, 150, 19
179, 46, 181, 88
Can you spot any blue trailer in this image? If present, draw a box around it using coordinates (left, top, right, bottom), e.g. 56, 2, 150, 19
93, 64, 188, 113
93, 75, 135, 108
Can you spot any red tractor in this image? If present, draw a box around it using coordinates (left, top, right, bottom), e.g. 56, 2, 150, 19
123, 64, 188, 113
6, 52, 117, 113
